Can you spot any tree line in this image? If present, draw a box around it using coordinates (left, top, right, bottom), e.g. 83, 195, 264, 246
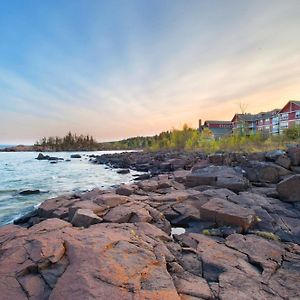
34, 132, 99, 151
33, 124, 300, 152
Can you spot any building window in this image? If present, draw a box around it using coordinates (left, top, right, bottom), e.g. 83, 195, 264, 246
280, 121, 288, 130
265, 118, 270, 123
296, 111, 300, 119
280, 113, 288, 120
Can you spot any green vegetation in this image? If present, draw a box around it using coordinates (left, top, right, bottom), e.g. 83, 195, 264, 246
35, 132, 98, 151
34, 124, 300, 152
252, 231, 280, 241
146, 124, 300, 153
283, 125, 300, 140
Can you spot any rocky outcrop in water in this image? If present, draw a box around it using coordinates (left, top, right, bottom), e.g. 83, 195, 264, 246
2, 146, 300, 299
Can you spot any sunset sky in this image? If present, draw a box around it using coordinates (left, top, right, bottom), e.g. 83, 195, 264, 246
0, 0, 300, 144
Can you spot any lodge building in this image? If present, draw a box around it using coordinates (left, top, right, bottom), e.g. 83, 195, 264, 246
199, 100, 300, 138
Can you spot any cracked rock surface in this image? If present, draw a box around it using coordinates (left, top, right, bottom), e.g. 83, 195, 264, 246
2, 148, 300, 299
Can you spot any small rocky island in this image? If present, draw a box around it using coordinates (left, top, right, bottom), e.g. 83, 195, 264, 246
1, 147, 300, 299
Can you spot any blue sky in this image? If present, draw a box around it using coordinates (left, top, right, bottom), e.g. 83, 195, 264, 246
0, 0, 300, 143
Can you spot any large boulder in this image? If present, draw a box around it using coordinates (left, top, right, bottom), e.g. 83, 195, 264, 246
243, 161, 291, 183
200, 198, 257, 230
71, 208, 102, 227
116, 184, 135, 196
38, 196, 80, 219
0, 219, 182, 300
265, 150, 285, 162
287, 147, 300, 166
93, 193, 129, 208
103, 202, 152, 223
275, 155, 291, 169
225, 234, 285, 278
186, 166, 249, 192
277, 175, 300, 202
36, 153, 49, 160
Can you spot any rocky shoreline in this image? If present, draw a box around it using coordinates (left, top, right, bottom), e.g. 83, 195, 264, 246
1, 147, 300, 299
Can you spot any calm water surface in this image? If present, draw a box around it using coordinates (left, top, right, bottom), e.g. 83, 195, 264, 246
0, 151, 142, 226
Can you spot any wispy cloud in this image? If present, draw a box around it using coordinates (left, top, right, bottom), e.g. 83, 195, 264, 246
0, 0, 300, 143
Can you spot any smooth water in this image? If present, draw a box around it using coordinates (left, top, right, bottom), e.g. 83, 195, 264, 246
0, 151, 142, 226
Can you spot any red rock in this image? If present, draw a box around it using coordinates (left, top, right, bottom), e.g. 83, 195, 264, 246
71, 209, 103, 228
225, 234, 285, 278
138, 180, 159, 192
93, 193, 129, 207
103, 202, 152, 223
116, 184, 135, 196
200, 198, 257, 230
38, 196, 80, 219
173, 170, 190, 184
68, 200, 105, 220
173, 272, 212, 299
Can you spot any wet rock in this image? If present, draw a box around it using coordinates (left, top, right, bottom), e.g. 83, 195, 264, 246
133, 173, 151, 180
38, 196, 80, 219
13, 209, 38, 225
70, 154, 81, 158
265, 150, 285, 161
71, 208, 103, 227
117, 169, 130, 174
200, 198, 257, 231
36, 153, 49, 160
48, 156, 64, 162
19, 189, 40, 196
277, 175, 300, 202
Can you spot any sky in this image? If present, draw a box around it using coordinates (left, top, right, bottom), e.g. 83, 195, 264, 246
0, 0, 300, 144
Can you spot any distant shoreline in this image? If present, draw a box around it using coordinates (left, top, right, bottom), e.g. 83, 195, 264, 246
0, 144, 140, 152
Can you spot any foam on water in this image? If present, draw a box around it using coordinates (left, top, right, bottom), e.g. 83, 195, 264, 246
0, 150, 142, 226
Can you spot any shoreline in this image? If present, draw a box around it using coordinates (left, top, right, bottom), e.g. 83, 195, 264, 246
1, 148, 300, 298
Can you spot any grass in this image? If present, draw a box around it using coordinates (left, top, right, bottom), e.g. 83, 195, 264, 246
147, 124, 300, 153
252, 231, 280, 241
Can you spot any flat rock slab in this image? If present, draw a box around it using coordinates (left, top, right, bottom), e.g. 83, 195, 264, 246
277, 175, 300, 202
243, 161, 291, 184
200, 198, 257, 230
186, 166, 249, 192
0, 219, 181, 300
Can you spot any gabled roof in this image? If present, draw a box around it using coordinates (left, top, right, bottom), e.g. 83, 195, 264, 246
204, 120, 232, 125
231, 113, 258, 122
279, 100, 300, 114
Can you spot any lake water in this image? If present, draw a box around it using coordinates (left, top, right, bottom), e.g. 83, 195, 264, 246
0, 151, 142, 226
